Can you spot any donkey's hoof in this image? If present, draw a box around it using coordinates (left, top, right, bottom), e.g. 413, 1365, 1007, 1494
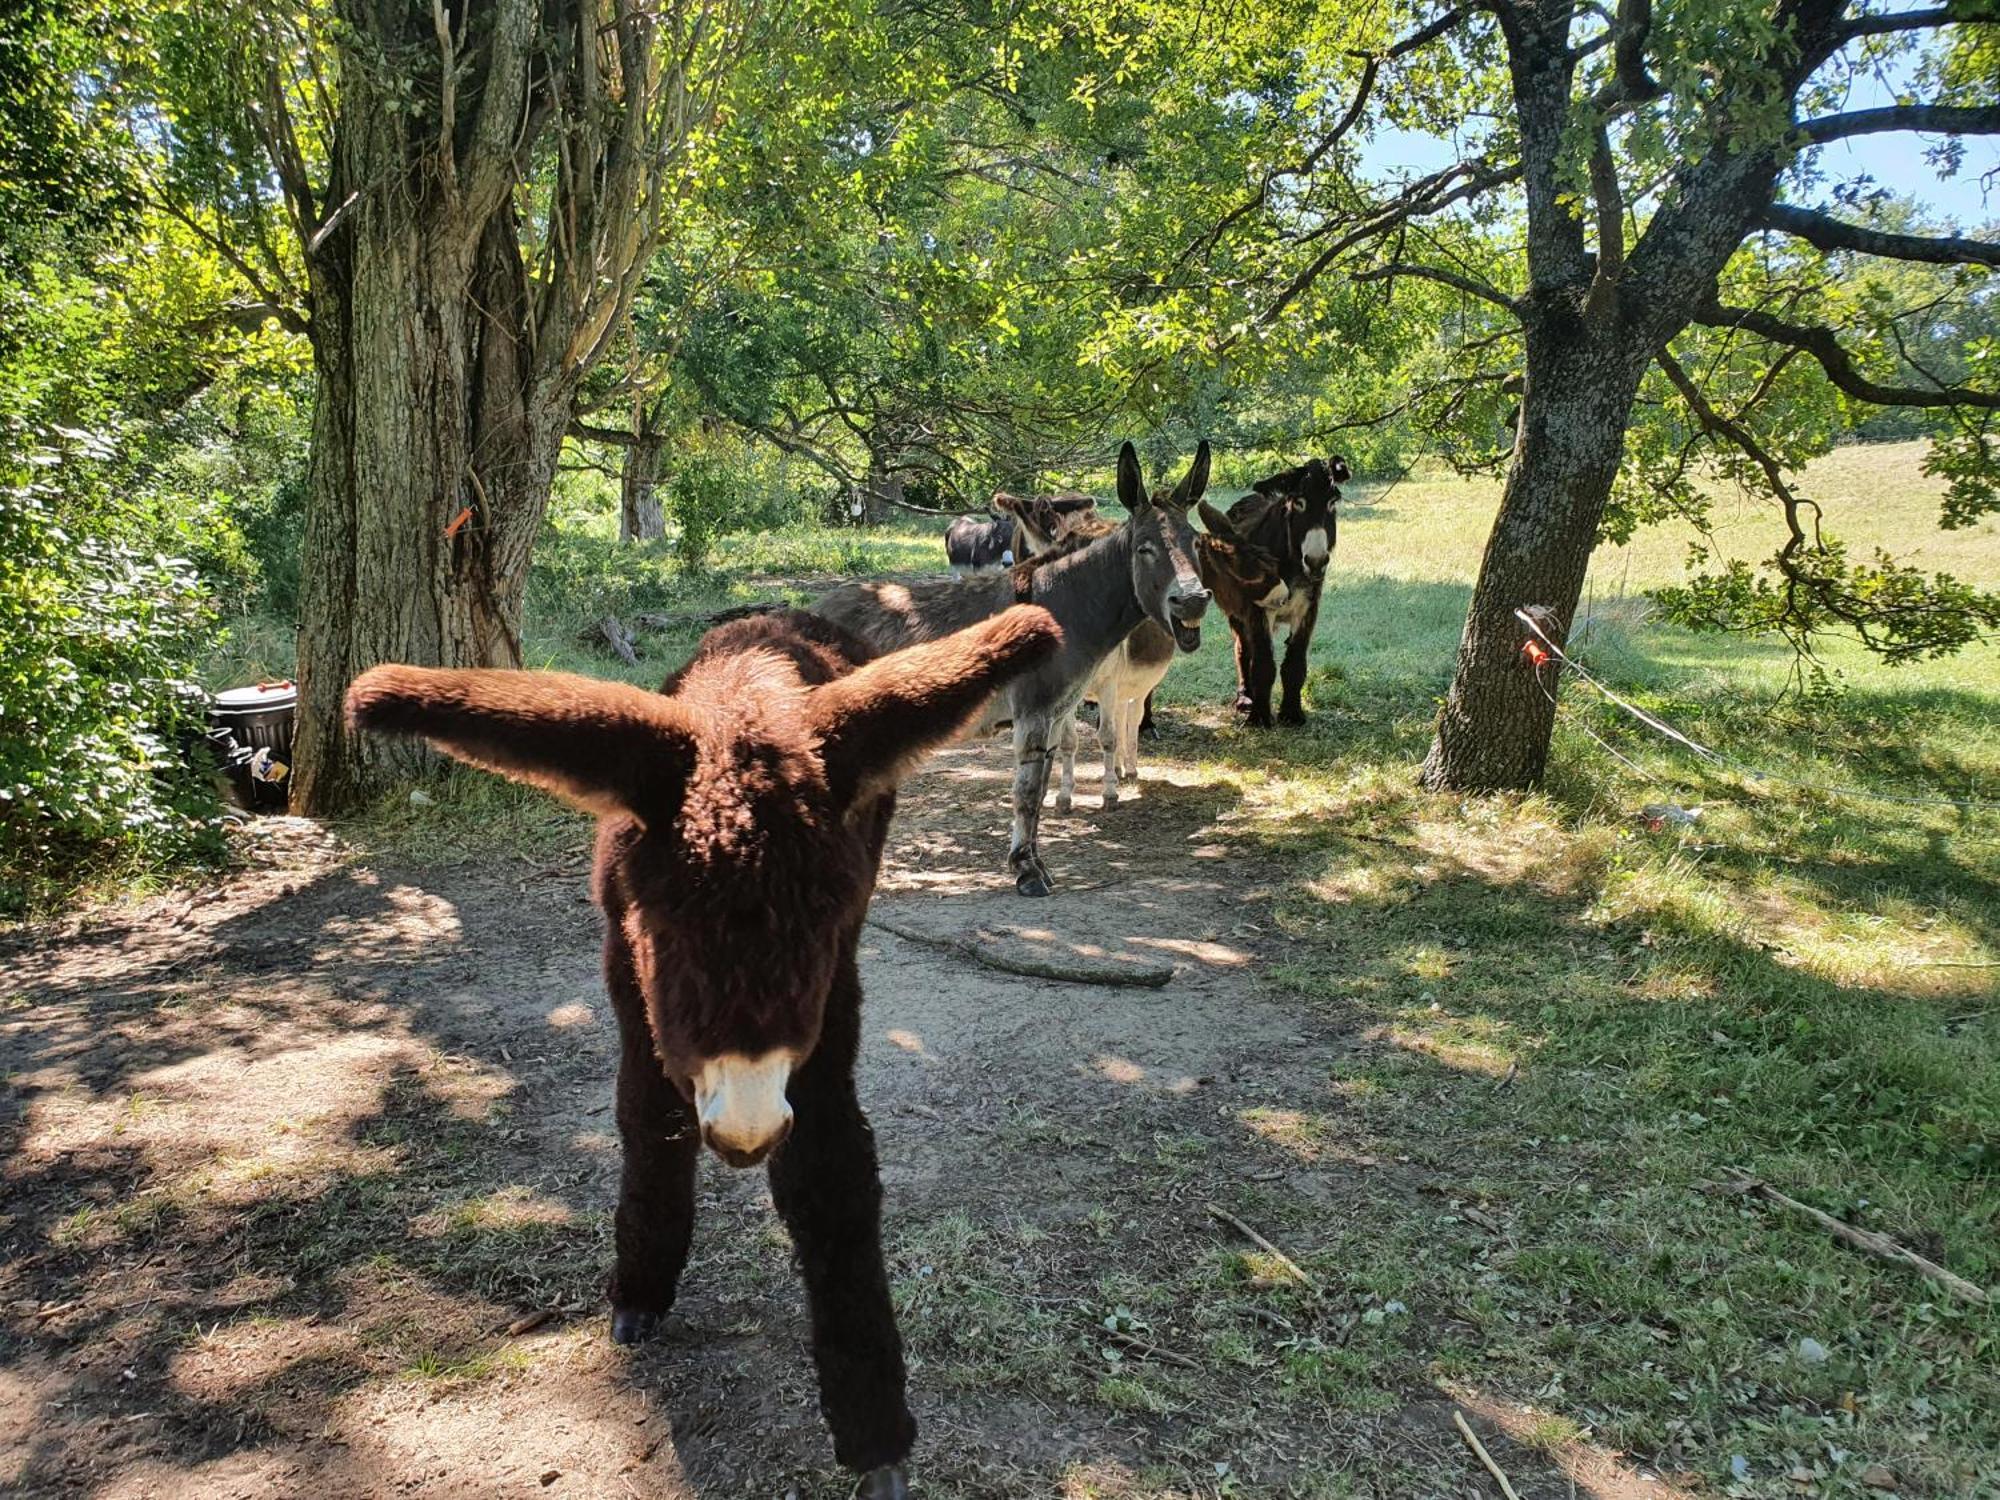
855, 1465, 910, 1500
1055, 794, 1073, 814
610, 1308, 660, 1345
1278, 707, 1307, 727
1101, 787, 1119, 809
1015, 867, 1053, 898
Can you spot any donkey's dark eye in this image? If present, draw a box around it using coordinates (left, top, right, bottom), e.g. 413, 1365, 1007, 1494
1137, 543, 1159, 557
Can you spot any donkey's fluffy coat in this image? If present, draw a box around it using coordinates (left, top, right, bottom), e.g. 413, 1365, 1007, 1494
346, 604, 1060, 1499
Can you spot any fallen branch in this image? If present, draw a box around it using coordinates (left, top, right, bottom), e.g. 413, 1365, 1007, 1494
1102, 1330, 1199, 1369
865, 911, 1174, 988
1204, 1204, 1319, 1292
1724, 1169, 1990, 1304
583, 615, 639, 665
629, 603, 782, 631
503, 1308, 556, 1337
1453, 1409, 1523, 1500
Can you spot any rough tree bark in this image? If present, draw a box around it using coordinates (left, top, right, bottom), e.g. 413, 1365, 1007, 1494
1418, 0, 1850, 792
273, 0, 748, 811
1420, 307, 1652, 789
620, 433, 668, 543
292, 37, 568, 810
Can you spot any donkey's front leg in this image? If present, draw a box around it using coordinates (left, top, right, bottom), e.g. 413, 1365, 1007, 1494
1099, 697, 1121, 810
1278, 591, 1321, 727
1117, 692, 1143, 790
1244, 614, 1278, 729
605, 931, 699, 1345
1009, 713, 1056, 896
1055, 713, 1077, 815
769, 1024, 915, 1491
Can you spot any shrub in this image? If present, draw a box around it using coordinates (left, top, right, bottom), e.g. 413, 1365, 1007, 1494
0, 423, 224, 915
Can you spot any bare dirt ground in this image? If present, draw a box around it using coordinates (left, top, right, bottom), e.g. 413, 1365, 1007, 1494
2, 732, 1693, 1499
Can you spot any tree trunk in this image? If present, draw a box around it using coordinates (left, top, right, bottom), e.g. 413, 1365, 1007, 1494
620, 433, 667, 542
861, 456, 903, 526
291, 198, 571, 813
1419, 304, 1651, 792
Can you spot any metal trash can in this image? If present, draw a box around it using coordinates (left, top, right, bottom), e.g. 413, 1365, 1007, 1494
207, 681, 297, 813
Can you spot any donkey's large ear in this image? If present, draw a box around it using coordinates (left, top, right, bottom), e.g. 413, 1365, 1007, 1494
1164, 440, 1212, 511
1251, 464, 1299, 498
1115, 442, 1145, 512
1198, 498, 1239, 541
808, 606, 1062, 805
346, 667, 695, 824
1326, 454, 1352, 484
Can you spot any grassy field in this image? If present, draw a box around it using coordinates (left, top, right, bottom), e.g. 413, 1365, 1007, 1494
196, 440, 1996, 1494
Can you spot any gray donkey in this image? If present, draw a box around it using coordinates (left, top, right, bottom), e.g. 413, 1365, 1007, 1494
814, 441, 1212, 896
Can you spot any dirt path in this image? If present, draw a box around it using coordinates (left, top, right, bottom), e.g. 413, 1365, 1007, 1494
2, 734, 1686, 1499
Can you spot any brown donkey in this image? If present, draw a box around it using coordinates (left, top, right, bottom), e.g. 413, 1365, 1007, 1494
346, 605, 1061, 1500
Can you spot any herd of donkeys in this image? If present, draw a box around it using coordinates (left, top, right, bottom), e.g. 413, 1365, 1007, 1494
816, 440, 1349, 895
338, 440, 1348, 1497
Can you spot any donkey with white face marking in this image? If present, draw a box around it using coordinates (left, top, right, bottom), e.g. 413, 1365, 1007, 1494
1008, 460, 1286, 812
1209, 455, 1350, 727
346, 605, 1061, 1500
816, 441, 1212, 895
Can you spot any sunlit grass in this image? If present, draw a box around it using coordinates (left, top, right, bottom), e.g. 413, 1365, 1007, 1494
200, 440, 1999, 1494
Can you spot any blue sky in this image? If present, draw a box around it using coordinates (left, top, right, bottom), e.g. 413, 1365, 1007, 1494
1359, 40, 1999, 231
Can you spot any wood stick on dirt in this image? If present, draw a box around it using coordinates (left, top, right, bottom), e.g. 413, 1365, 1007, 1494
1453, 1410, 1523, 1500
503, 1309, 556, 1337
1103, 1330, 1199, 1369
1204, 1204, 1319, 1293
866, 912, 1174, 988
1725, 1169, 1990, 1303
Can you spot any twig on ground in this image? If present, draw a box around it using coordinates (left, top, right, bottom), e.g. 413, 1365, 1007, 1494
1453, 1409, 1523, 1500
1204, 1204, 1319, 1292
1723, 1169, 1991, 1303
865, 912, 1174, 987
503, 1309, 556, 1336
1102, 1329, 1199, 1368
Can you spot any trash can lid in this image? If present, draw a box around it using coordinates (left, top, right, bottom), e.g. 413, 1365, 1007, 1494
213, 680, 298, 709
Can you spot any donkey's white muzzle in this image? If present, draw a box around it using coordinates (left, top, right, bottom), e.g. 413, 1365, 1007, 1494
694, 1051, 795, 1168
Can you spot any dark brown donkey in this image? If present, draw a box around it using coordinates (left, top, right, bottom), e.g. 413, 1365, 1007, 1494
346, 605, 1061, 1500
1203, 455, 1350, 727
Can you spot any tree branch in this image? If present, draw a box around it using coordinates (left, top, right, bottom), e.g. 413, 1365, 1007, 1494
1607, 0, 1662, 104
1173, 6, 1477, 272
1761, 202, 2000, 267
1353, 262, 1519, 312
1838, 6, 1969, 39
1796, 104, 2000, 143
1698, 301, 2000, 409
569, 421, 640, 448
1255, 158, 1522, 331
1587, 120, 1626, 290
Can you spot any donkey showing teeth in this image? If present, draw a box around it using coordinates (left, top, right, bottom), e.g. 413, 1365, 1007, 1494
814, 441, 1213, 897
346, 603, 1062, 1500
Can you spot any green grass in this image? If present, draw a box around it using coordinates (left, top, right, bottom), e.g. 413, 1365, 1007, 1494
1120, 439, 1999, 1496
197, 439, 1996, 1495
